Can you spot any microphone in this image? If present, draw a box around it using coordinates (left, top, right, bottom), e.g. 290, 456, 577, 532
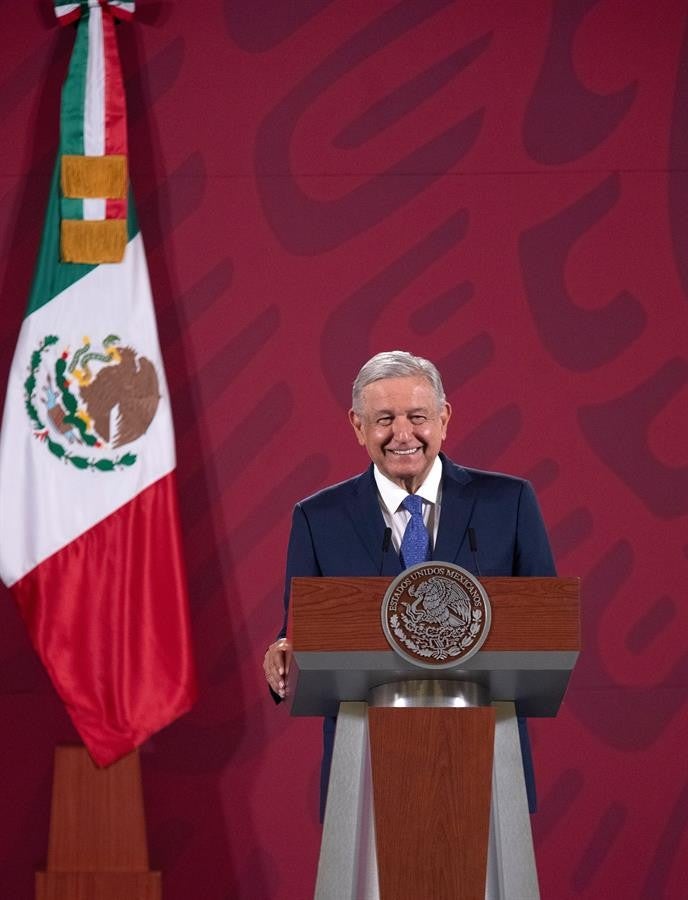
379, 527, 392, 574
467, 527, 482, 577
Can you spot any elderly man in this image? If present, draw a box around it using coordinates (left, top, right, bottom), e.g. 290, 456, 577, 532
264, 350, 555, 816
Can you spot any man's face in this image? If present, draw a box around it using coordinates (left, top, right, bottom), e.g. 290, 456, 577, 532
349, 375, 451, 493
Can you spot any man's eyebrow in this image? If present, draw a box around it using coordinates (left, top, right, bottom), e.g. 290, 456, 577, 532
371, 407, 431, 416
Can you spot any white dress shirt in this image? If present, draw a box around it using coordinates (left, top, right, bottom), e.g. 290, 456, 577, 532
373, 455, 443, 554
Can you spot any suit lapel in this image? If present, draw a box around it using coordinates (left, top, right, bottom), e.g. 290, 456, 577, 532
432, 455, 477, 564
346, 467, 402, 575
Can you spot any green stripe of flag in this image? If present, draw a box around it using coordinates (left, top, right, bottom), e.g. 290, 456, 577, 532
61, 197, 84, 221
60, 6, 88, 157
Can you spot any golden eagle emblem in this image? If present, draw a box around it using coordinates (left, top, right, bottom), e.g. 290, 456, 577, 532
25, 333, 161, 472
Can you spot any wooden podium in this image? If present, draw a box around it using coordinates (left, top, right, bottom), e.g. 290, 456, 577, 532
287, 576, 579, 900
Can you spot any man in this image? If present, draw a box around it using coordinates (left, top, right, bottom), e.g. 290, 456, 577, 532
263, 350, 556, 816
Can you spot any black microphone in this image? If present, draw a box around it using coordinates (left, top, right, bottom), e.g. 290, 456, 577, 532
379, 527, 392, 574
467, 527, 482, 577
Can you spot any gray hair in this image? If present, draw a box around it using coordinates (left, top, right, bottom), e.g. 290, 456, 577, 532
351, 350, 446, 414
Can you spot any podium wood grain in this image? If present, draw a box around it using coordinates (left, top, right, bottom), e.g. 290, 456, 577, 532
368, 707, 495, 900
290, 575, 579, 651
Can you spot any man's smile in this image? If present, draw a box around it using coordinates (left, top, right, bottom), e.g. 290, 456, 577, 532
387, 447, 422, 455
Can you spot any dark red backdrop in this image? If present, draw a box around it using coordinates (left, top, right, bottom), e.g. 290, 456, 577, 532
1, 2, 687, 898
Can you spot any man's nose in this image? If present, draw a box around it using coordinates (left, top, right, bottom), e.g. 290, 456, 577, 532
392, 417, 411, 441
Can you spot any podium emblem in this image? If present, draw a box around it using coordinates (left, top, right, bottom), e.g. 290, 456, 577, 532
381, 563, 491, 668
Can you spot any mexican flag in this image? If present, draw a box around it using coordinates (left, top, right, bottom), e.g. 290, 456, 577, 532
0, 1, 196, 765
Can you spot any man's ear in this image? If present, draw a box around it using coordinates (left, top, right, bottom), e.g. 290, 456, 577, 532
348, 408, 367, 446
440, 400, 452, 440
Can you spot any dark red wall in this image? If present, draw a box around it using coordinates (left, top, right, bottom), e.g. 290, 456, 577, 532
1, 2, 687, 898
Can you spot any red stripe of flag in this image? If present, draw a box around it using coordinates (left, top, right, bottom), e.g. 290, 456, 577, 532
12, 473, 196, 765
103, 10, 128, 221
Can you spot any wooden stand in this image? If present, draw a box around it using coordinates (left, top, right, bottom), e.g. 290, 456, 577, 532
36, 746, 161, 900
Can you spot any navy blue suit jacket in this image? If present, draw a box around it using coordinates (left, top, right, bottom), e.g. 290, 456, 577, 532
278, 453, 556, 816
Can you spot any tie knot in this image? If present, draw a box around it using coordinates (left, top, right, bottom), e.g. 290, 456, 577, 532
402, 494, 423, 517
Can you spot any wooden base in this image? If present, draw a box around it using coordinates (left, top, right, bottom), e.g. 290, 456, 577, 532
36, 872, 161, 900
36, 746, 160, 900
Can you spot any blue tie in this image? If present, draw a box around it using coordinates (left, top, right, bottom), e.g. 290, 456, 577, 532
400, 494, 430, 568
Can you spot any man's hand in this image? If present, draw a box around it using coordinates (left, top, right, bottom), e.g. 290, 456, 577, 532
263, 638, 292, 699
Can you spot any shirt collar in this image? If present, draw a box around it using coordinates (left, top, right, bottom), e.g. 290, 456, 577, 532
373, 454, 443, 514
